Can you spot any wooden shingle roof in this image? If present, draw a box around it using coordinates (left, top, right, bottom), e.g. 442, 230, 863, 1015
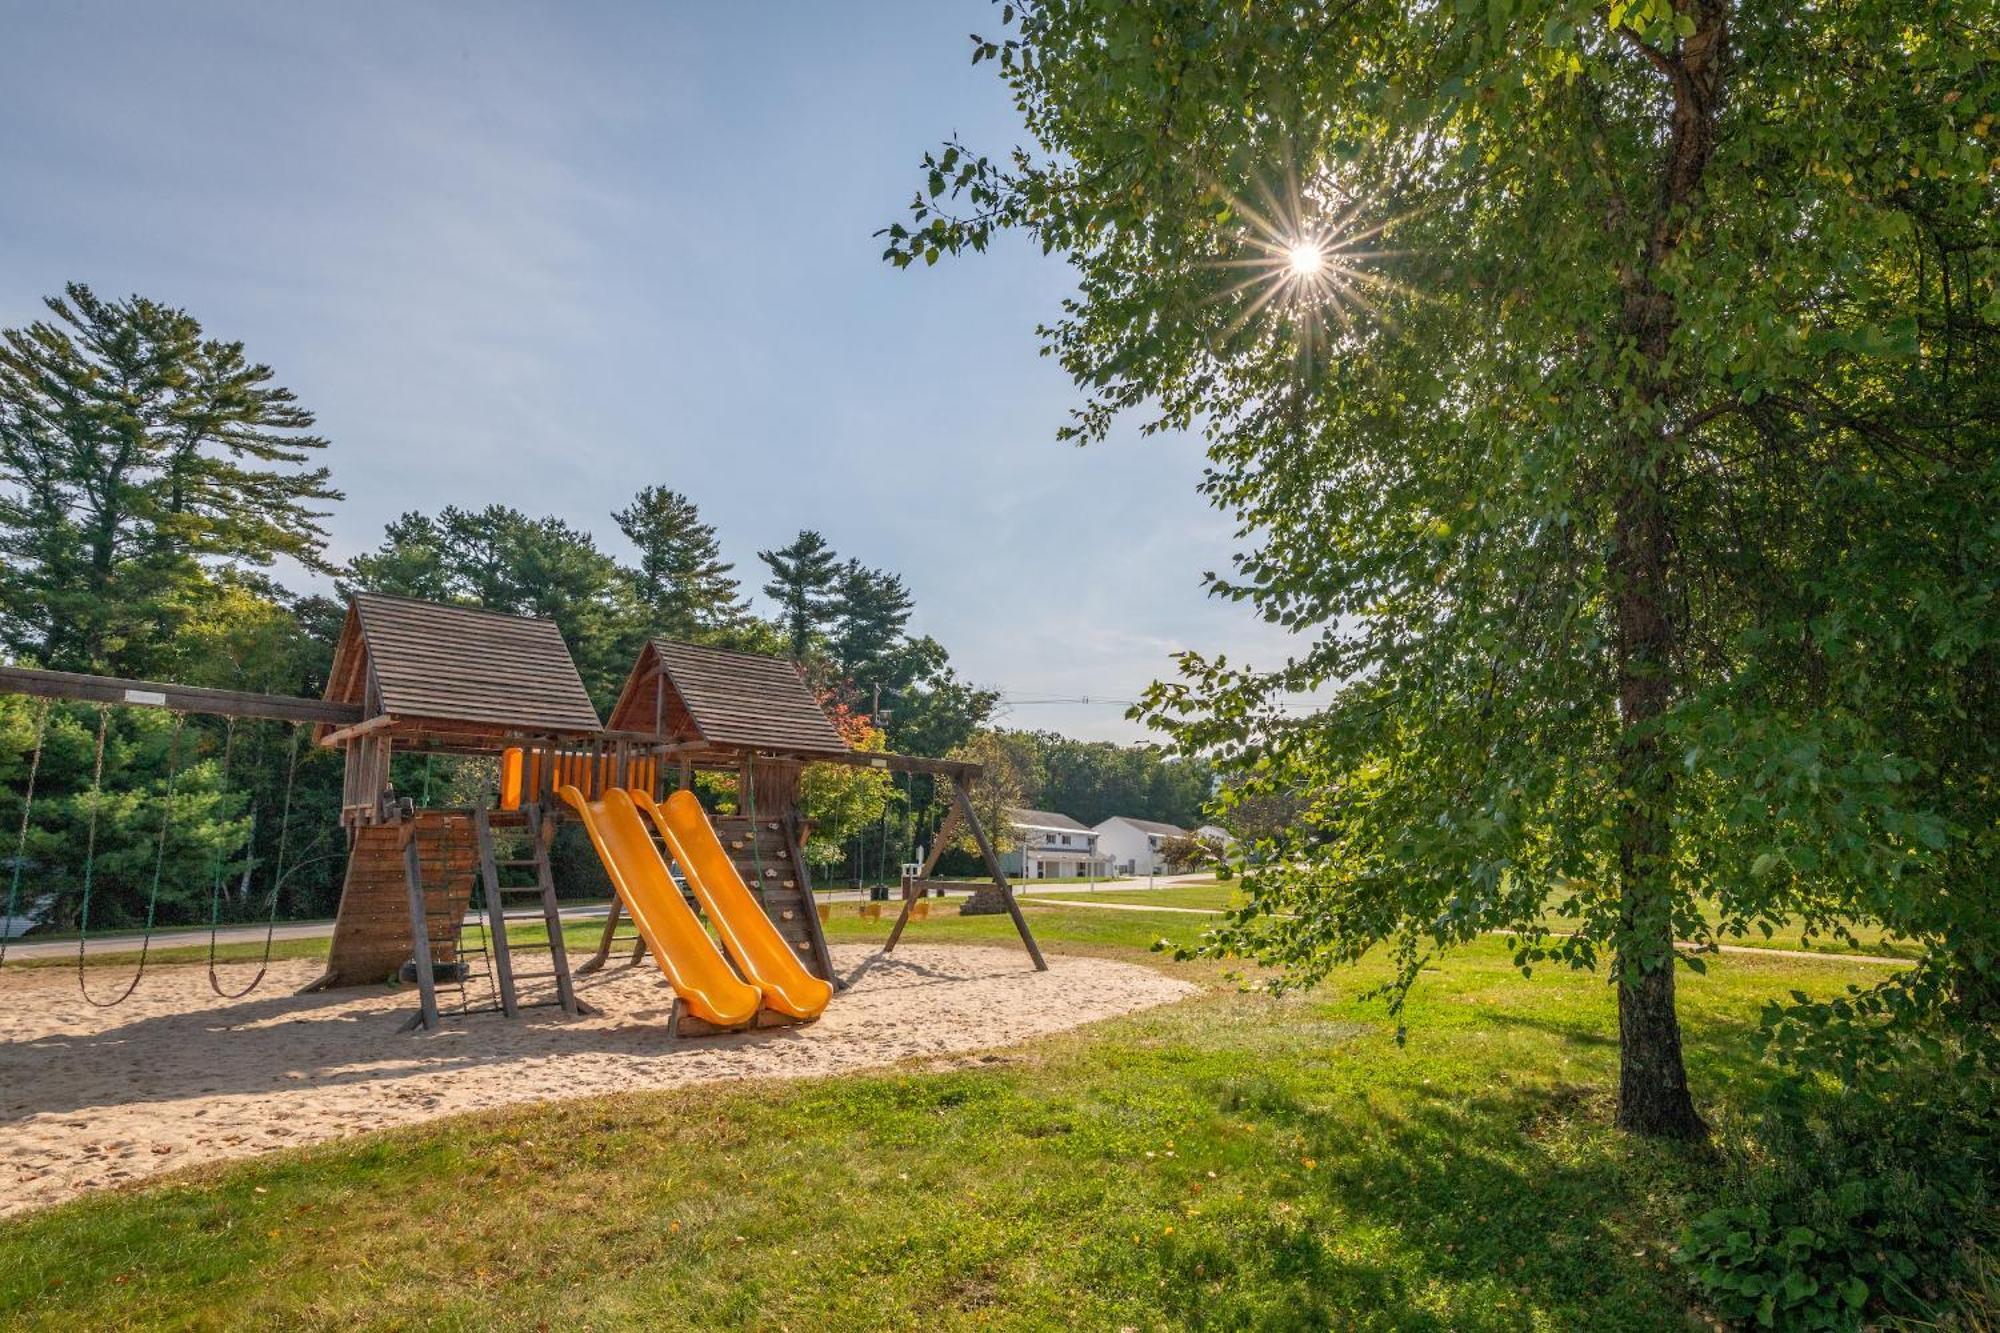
325, 593, 602, 735
608, 639, 849, 756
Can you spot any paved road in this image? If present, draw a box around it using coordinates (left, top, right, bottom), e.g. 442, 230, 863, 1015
2, 874, 1219, 961
0, 904, 619, 961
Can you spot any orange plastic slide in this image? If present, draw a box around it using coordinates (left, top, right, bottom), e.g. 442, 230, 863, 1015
636, 789, 833, 1021
557, 785, 763, 1029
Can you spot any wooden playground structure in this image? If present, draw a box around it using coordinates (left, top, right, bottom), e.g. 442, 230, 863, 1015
0, 592, 1044, 1036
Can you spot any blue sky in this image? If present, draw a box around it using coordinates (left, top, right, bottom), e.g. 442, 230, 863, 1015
0, 2, 1302, 742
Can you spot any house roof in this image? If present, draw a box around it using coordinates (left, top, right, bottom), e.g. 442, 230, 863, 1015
1097, 815, 1190, 838
1005, 807, 1093, 833
607, 638, 849, 756
324, 593, 602, 735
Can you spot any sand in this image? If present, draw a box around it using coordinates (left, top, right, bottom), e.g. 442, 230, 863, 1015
0, 944, 1195, 1219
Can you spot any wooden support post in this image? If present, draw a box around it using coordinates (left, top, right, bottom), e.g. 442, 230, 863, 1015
532, 804, 588, 1017
951, 779, 1047, 971
400, 826, 442, 1032
884, 802, 960, 953
785, 813, 837, 983
576, 891, 647, 974
474, 805, 521, 1019
575, 898, 623, 976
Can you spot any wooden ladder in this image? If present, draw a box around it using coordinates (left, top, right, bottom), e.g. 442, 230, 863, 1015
472, 803, 589, 1021
398, 813, 496, 1033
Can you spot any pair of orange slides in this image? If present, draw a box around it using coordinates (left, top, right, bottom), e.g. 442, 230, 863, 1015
559, 786, 833, 1031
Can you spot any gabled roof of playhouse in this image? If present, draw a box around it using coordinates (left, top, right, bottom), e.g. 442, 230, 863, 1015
607, 638, 849, 759
322, 593, 603, 738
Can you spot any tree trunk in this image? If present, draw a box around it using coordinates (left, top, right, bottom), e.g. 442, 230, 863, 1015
1610, 439, 1707, 1141
1617, 934, 1703, 1136
1597, 0, 1729, 1142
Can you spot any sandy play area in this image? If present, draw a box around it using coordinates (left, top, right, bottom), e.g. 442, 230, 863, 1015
0, 943, 1195, 1218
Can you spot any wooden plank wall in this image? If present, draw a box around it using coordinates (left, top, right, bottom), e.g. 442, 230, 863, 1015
312, 812, 480, 989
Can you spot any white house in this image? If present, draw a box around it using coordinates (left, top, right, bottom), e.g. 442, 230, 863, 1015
1000, 808, 1112, 880
1093, 816, 1191, 876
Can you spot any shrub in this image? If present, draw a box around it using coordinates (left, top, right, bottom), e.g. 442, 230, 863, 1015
1678, 1067, 1997, 1330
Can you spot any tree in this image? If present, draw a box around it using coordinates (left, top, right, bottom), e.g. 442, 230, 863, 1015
342, 504, 644, 706
612, 486, 747, 637
0, 283, 340, 675
831, 558, 915, 682
797, 700, 897, 875
939, 730, 1041, 858
1159, 831, 1225, 875
1016, 731, 1213, 828
890, 2, 1998, 1138
877, 636, 999, 759
758, 529, 842, 659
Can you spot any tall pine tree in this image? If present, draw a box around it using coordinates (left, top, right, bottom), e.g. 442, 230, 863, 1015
0, 283, 340, 675
757, 529, 841, 660
341, 504, 643, 707
831, 558, 915, 682
612, 486, 746, 637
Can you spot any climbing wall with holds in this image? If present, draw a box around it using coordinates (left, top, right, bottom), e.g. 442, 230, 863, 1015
712, 811, 832, 982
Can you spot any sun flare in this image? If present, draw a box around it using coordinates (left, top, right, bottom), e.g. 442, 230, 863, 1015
1193, 166, 1411, 378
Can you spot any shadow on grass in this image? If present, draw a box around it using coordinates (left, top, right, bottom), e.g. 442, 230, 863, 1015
1103, 1071, 1706, 1330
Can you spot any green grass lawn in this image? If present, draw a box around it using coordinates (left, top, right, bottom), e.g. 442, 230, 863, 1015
1021, 882, 1249, 911
0, 894, 1894, 1330
1021, 880, 1920, 961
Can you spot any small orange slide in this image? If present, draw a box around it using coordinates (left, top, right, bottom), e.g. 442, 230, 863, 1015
636, 789, 833, 1021
557, 785, 763, 1029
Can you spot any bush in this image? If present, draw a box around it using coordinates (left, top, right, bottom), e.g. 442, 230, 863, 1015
1159, 832, 1225, 873
1887, 1245, 2000, 1331
1678, 1067, 1997, 1330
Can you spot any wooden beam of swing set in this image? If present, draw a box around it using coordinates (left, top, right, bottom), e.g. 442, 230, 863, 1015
0, 664, 364, 727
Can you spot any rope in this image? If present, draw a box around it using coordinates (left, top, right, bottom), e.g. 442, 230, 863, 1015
206, 720, 301, 1000
202, 717, 240, 922
1, 698, 53, 969
874, 771, 896, 900
743, 755, 766, 903
69, 706, 111, 998
79, 709, 184, 1008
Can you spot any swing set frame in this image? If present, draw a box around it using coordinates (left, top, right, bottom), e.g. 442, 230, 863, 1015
0, 666, 328, 1005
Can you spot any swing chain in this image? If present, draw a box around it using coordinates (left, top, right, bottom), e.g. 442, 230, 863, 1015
1, 698, 53, 969
743, 754, 766, 902
78, 708, 184, 1009
207, 717, 306, 1000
